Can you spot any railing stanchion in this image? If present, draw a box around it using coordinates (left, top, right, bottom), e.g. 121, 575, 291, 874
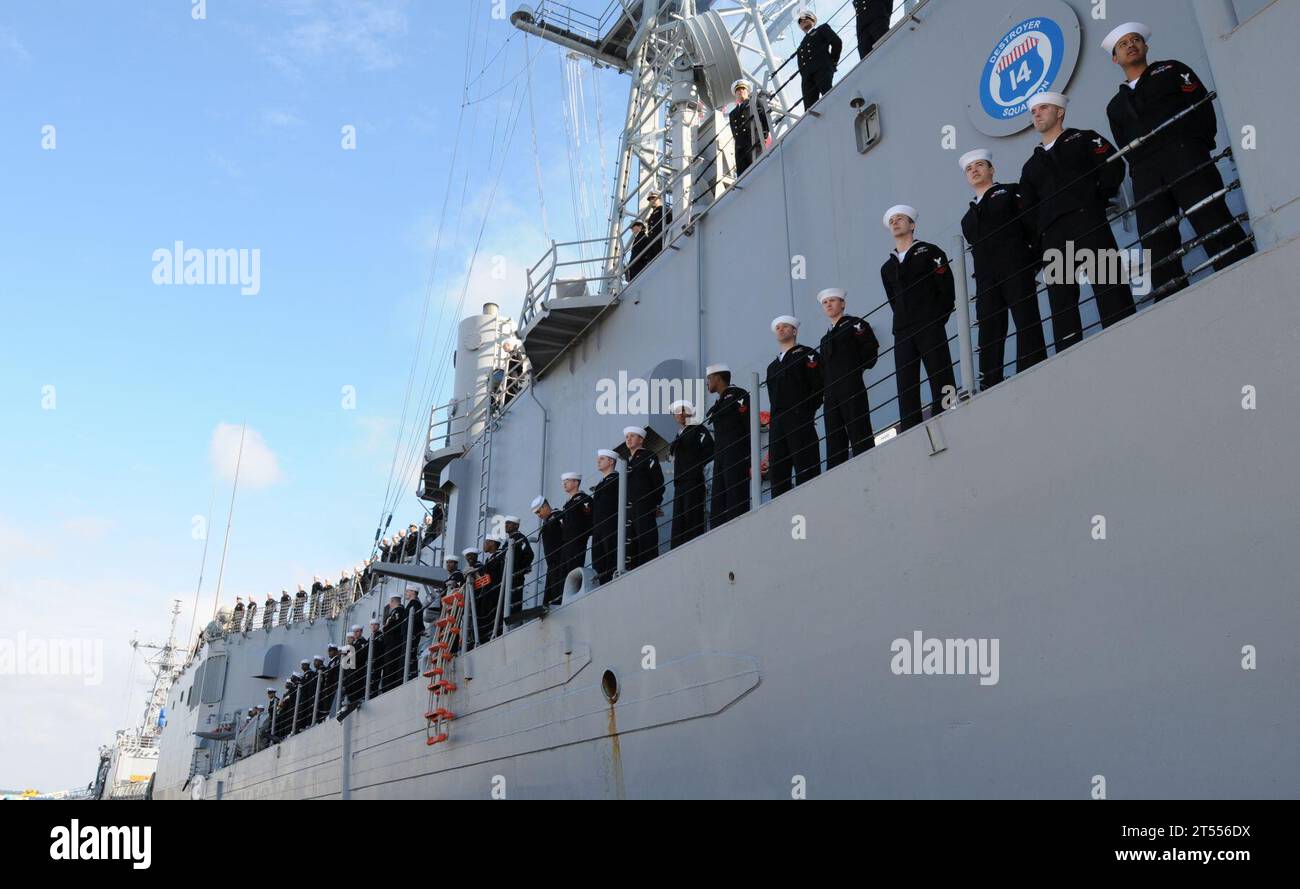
497, 545, 515, 638
750, 371, 763, 510
615, 458, 628, 577
953, 234, 977, 398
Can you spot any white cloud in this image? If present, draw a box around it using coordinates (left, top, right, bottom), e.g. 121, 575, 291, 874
209, 423, 284, 490
261, 108, 306, 128
262, 0, 410, 77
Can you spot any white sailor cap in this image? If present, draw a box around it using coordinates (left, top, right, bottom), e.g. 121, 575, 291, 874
647, 190, 661, 199
797, 8, 816, 23
668, 399, 695, 415
1102, 21, 1151, 54
731, 78, 750, 94
623, 425, 647, 439
705, 363, 730, 376
327, 643, 339, 651
444, 554, 459, 563
530, 495, 547, 511
313, 654, 325, 662
462, 547, 479, 557
266, 686, 276, 693
292, 671, 303, 679
958, 149, 993, 171
883, 205, 918, 229
487, 533, 507, 544
817, 287, 846, 304
350, 624, 362, 633
503, 515, 521, 525
299, 658, 311, 666
1028, 91, 1068, 110
771, 315, 800, 332
560, 471, 581, 481
597, 448, 619, 461
369, 619, 380, 626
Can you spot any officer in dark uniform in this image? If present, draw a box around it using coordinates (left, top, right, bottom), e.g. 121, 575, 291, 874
295, 661, 315, 731
1019, 91, 1135, 353
403, 588, 425, 680
667, 401, 713, 548
853, 0, 891, 59
262, 594, 275, 629
365, 619, 383, 699
380, 594, 406, 692
558, 472, 593, 581
231, 597, 244, 632
502, 516, 535, 617
704, 364, 751, 527
817, 288, 879, 468
958, 149, 1048, 388
728, 80, 770, 177
1103, 22, 1253, 300
317, 644, 341, 721
341, 624, 366, 712
795, 9, 842, 110
881, 205, 958, 432
292, 585, 307, 622
472, 537, 505, 643
533, 495, 567, 606
766, 315, 823, 495
589, 451, 622, 583
644, 191, 672, 262
274, 676, 298, 740
626, 220, 650, 281
623, 426, 665, 569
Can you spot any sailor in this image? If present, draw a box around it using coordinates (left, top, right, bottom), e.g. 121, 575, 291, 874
1018, 91, 1135, 353
262, 594, 275, 629
795, 10, 842, 111
393, 529, 408, 564
293, 584, 307, 622
817, 288, 878, 468
728, 79, 771, 177
704, 364, 751, 527
644, 191, 672, 262
380, 594, 407, 692
623, 426, 665, 570
443, 554, 465, 589
404, 523, 420, 561
403, 588, 425, 680
667, 401, 713, 548
419, 514, 440, 564
318, 645, 341, 721
766, 315, 824, 496
295, 662, 316, 731
626, 220, 651, 281
881, 205, 958, 431
378, 536, 392, 562
259, 687, 278, 745
275, 676, 298, 741
500, 517, 534, 619
342, 624, 367, 709
558, 472, 594, 581
462, 547, 481, 573
277, 590, 290, 625
231, 597, 245, 632
589, 450, 622, 584
365, 618, 383, 699
1102, 22, 1254, 300
533, 495, 568, 607
958, 149, 1048, 389
853, 0, 891, 59
472, 536, 506, 643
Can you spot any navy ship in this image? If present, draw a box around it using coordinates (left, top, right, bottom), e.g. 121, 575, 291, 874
143, 0, 1298, 799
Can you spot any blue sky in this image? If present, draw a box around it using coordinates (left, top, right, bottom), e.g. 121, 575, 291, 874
0, 0, 625, 790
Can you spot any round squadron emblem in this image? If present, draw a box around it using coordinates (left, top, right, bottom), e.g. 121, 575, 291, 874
967, 1, 1080, 137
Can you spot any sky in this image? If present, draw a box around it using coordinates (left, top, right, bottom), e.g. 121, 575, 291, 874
0, 0, 628, 791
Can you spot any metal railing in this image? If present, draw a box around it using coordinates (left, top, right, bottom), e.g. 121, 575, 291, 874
519, 237, 625, 329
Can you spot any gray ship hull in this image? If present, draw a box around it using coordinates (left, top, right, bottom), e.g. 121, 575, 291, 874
160, 236, 1300, 799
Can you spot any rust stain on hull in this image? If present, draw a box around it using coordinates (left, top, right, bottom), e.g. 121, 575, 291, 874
607, 703, 625, 800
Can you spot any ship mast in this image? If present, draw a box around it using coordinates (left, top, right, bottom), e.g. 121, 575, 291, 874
511, 1, 799, 292
126, 599, 184, 744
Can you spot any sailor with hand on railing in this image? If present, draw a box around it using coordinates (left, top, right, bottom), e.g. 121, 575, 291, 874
668, 402, 712, 550
293, 585, 307, 621
262, 594, 275, 629
817, 288, 879, 468
380, 595, 406, 692
853, 0, 892, 60
728, 79, 771, 177
705, 365, 752, 528
623, 427, 665, 570
882, 205, 958, 432
317, 645, 341, 723
502, 517, 535, 614
795, 9, 842, 111
231, 597, 244, 632
1019, 92, 1135, 353
532, 496, 568, 606
959, 151, 1048, 389
443, 554, 465, 590
1102, 22, 1254, 300
559, 472, 593, 581
472, 537, 505, 643
766, 316, 824, 496
365, 619, 383, 699
339, 625, 367, 717
590, 450, 622, 584
403, 588, 426, 681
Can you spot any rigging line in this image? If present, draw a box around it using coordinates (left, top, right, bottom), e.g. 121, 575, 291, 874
383, 42, 537, 524
525, 32, 552, 243
209, 421, 246, 622
185, 475, 218, 644
374, 6, 483, 530
465, 30, 518, 90
389, 80, 533, 514
388, 78, 534, 514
